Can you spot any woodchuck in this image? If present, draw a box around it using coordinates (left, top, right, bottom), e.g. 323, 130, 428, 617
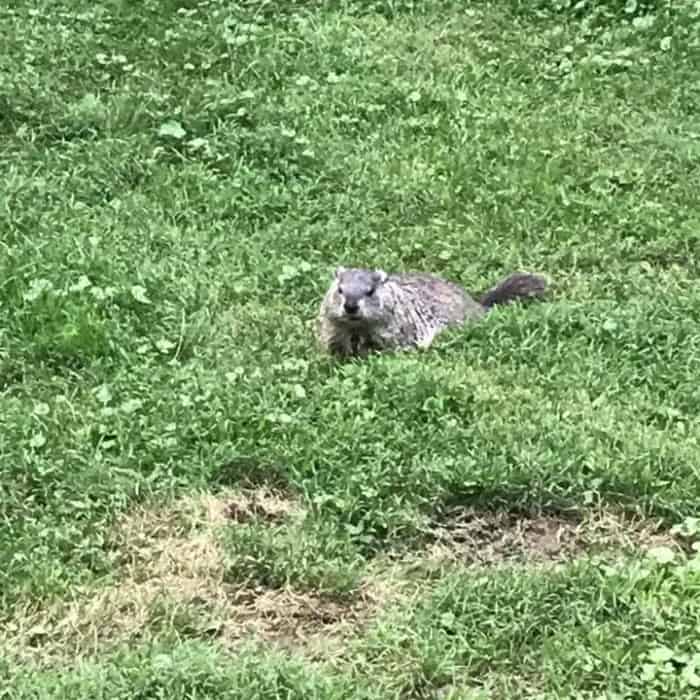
317, 266, 547, 358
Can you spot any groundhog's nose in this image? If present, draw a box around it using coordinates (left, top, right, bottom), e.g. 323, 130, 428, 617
344, 300, 359, 315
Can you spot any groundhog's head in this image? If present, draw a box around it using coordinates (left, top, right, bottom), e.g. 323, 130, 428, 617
326, 266, 388, 323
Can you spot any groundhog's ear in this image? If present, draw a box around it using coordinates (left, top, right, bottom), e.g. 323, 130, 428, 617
373, 269, 388, 285
334, 266, 346, 279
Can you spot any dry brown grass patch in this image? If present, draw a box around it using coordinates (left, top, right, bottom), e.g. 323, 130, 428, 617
214, 583, 384, 661
1, 494, 685, 667
424, 506, 681, 567
0, 488, 382, 665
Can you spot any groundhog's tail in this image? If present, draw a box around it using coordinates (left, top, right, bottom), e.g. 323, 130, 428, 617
479, 272, 547, 310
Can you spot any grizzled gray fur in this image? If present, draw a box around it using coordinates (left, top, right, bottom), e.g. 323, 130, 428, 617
317, 266, 547, 358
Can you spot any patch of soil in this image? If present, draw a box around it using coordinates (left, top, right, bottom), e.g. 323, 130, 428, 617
3, 493, 686, 668
110, 487, 303, 574
216, 585, 378, 659
426, 507, 681, 566
2, 489, 377, 665
222, 490, 297, 524
211, 456, 291, 491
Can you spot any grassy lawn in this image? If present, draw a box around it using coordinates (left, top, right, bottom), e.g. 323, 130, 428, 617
2, 0, 700, 696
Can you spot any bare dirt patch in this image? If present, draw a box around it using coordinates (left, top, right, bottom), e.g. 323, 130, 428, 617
222, 489, 297, 524
424, 506, 681, 567
216, 583, 384, 660
110, 487, 302, 576
1, 494, 685, 667
1, 488, 381, 665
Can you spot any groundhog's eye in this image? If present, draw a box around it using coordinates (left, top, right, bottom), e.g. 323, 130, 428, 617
366, 288, 375, 297
337, 286, 344, 295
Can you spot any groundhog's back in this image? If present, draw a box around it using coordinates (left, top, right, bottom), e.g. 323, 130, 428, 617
388, 273, 484, 324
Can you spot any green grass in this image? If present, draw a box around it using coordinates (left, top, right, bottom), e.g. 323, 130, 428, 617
2, 0, 700, 696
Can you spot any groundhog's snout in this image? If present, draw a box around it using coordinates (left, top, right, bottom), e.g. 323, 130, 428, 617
344, 299, 360, 315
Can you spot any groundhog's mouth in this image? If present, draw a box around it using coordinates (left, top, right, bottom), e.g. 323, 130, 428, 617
340, 314, 365, 325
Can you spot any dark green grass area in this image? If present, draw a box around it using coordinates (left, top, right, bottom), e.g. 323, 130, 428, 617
1, 0, 700, 695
